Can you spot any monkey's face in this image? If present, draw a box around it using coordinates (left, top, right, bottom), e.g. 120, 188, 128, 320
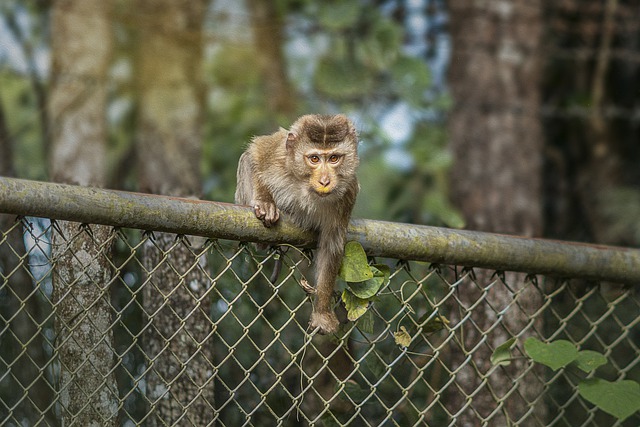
286, 114, 360, 198
304, 149, 344, 196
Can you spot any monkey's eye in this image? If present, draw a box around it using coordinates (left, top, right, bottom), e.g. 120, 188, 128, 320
328, 155, 341, 164
308, 155, 321, 164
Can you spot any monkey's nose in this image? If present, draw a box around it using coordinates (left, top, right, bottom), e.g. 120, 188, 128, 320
319, 176, 331, 187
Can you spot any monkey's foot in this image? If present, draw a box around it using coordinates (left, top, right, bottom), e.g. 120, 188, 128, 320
253, 200, 280, 227
309, 311, 339, 335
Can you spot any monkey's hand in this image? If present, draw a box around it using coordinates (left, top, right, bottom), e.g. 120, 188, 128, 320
310, 310, 339, 335
253, 199, 280, 228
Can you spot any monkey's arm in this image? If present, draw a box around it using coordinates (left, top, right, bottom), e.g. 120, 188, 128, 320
251, 173, 279, 227
235, 151, 280, 227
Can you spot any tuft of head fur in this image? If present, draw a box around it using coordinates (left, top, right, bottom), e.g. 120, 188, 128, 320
289, 114, 356, 146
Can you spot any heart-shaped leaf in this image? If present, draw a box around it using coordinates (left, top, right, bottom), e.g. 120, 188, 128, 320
491, 337, 517, 367
342, 380, 370, 404
347, 264, 389, 298
339, 241, 373, 282
578, 378, 640, 421
575, 350, 607, 373
418, 309, 450, 334
357, 310, 374, 334
524, 337, 578, 371
341, 290, 368, 321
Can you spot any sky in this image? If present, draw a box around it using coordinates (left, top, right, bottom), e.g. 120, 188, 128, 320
0, 5, 49, 78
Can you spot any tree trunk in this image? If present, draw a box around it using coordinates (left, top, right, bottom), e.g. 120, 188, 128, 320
135, 0, 205, 197
581, 0, 620, 244
447, 1, 545, 425
48, 0, 118, 425
247, 0, 297, 121
542, 1, 640, 249
134, 1, 215, 424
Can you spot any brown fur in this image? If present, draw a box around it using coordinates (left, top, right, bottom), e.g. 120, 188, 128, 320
235, 114, 359, 334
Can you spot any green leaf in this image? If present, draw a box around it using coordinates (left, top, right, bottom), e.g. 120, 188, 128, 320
357, 310, 374, 334
339, 241, 373, 282
371, 264, 391, 282
342, 380, 370, 404
318, 414, 341, 427
314, 57, 373, 99
318, 1, 361, 31
363, 354, 386, 378
358, 18, 402, 70
347, 264, 389, 298
575, 350, 608, 373
524, 337, 578, 371
394, 326, 412, 348
418, 309, 450, 334
422, 192, 466, 229
341, 290, 369, 321
347, 276, 381, 299
432, 93, 454, 110
578, 378, 640, 421
422, 149, 453, 173
491, 338, 517, 367
390, 56, 431, 106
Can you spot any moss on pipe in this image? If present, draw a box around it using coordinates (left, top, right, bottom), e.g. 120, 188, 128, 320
1, 176, 639, 284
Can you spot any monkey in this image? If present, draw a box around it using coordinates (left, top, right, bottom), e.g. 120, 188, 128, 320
235, 114, 360, 334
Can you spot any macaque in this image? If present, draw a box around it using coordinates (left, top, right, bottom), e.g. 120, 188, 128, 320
235, 114, 360, 334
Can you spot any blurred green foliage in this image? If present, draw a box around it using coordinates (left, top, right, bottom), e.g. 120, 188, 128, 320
2, 3, 640, 425
1, 0, 460, 226
206, 1, 459, 225
0, 71, 47, 179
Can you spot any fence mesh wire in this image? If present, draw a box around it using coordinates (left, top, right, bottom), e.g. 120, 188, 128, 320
0, 215, 638, 426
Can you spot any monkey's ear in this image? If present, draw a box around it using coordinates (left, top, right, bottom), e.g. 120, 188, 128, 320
286, 132, 297, 150
347, 121, 357, 138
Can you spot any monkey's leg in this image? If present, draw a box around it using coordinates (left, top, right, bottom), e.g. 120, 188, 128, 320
234, 152, 254, 205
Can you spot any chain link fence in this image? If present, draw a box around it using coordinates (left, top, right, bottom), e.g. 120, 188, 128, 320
1, 177, 639, 426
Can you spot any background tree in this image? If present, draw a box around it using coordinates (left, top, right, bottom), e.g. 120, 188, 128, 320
246, 0, 296, 122
1, 0, 639, 424
446, 1, 545, 425
47, 0, 119, 425
543, 0, 640, 247
133, 0, 215, 424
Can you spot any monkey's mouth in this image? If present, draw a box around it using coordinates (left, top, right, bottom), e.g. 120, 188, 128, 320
313, 188, 333, 197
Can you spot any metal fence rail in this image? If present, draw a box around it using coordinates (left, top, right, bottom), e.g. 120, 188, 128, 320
0, 177, 639, 426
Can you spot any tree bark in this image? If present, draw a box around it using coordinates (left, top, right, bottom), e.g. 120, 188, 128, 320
48, 0, 118, 425
134, 0, 215, 424
447, 1, 545, 425
247, 0, 297, 120
581, 0, 620, 244
135, 0, 206, 197
542, 1, 640, 248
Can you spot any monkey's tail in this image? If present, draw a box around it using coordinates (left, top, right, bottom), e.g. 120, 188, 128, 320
269, 248, 283, 284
